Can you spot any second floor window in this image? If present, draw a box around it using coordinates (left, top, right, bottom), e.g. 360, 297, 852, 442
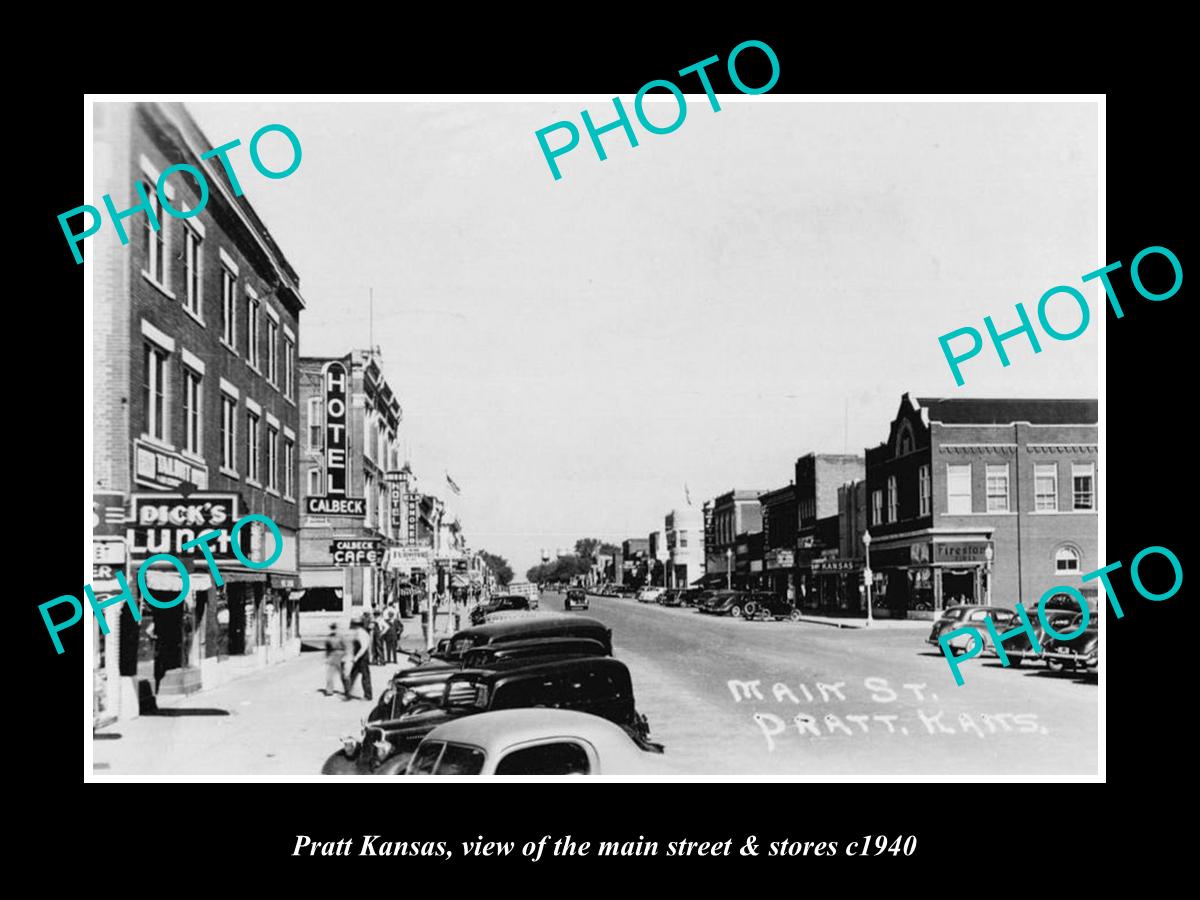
284, 438, 295, 499
221, 394, 237, 472
221, 268, 236, 347
284, 336, 295, 399
143, 343, 167, 442
918, 464, 931, 516
886, 476, 898, 522
871, 489, 883, 526
182, 367, 202, 455
308, 467, 322, 497
946, 464, 972, 515
267, 425, 279, 491
308, 398, 323, 450
247, 411, 260, 482
985, 464, 1010, 512
1073, 464, 1095, 510
1034, 464, 1058, 511
184, 226, 203, 318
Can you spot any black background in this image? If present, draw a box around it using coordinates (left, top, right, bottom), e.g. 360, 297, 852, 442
21, 22, 1188, 881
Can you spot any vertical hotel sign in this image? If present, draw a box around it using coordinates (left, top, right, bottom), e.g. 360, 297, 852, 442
324, 361, 348, 495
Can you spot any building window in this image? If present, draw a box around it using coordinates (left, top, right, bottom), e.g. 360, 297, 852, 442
284, 336, 295, 400
266, 425, 279, 491
363, 411, 374, 461
182, 367, 202, 455
871, 489, 883, 527
221, 267, 236, 348
1034, 464, 1058, 511
143, 343, 168, 442
143, 181, 166, 285
284, 438, 295, 499
1073, 463, 1095, 510
918, 464, 931, 516
946, 464, 972, 515
308, 467, 322, 497
1055, 546, 1081, 573
220, 393, 237, 473
308, 397, 323, 450
364, 472, 375, 527
247, 410, 260, 483
246, 291, 260, 369
184, 226, 203, 319
886, 475, 897, 522
985, 464, 1010, 512
266, 317, 279, 385
680, 532, 688, 548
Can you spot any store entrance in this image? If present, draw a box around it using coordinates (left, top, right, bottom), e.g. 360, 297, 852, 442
942, 569, 977, 608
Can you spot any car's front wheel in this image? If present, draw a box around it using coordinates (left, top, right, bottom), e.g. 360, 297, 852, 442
743, 602, 758, 619
789, 609, 802, 623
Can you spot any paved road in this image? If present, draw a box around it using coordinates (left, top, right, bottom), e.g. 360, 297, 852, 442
554, 591, 1098, 777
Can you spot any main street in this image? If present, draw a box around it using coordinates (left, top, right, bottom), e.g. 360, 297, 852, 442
93, 592, 1097, 778
565, 591, 1098, 777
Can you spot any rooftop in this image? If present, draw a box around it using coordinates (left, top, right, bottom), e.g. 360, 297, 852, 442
915, 396, 1098, 425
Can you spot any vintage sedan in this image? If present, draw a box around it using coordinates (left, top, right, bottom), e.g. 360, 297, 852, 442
469, 594, 530, 626
636, 587, 665, 604
698, 590, 749, 618
429, 615, 614, 663
404, 708, 673, 775
678, 588, 710, 608
658, 589, 683, 607
927, 605, 1018, 654
1041, 619, 1098, 673
564, 588, 590, 611
983, 605, 1096, 667
743, 592, 802, 622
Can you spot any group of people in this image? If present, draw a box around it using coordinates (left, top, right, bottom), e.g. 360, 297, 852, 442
322, 602, 406, 702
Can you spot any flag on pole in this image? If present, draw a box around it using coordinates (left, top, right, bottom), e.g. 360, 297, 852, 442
446, 472, 461, 495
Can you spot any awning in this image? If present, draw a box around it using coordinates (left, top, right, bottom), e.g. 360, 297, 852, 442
143, 570, 213, 592
269, 573, 299, 589
450, 574, 470, 587
299, 569, 344, 588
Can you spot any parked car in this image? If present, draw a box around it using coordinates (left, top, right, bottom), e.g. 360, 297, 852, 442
658, 589, 683, 607
368, 636, 610, 722
743, 591, 801, 622
564, 588, 590, 610
1041, 616, 1098, 673
470, 594, 530, 625
327, 656, 661, 775
637, 587, 665, 604
698, 590, 749, 618
927, 605, 1018, 654
678, 588, 711, 608
428, 615, 614, 663
405, 709, 673, 775
983, 603, 1096, 667
613, 585, 638, 598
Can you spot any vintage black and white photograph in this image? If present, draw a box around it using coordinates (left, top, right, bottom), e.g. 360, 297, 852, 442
85, 96, 1100, 779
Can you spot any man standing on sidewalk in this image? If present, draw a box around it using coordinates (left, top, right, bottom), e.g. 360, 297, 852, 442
344, 618, 373, 701
383, 604, 399, 664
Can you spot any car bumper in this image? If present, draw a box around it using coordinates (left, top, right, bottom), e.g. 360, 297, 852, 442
1042, 650, 1098, 669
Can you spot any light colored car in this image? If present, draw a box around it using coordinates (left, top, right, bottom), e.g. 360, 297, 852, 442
404, 708, 672, 775
637, 587, 665, 604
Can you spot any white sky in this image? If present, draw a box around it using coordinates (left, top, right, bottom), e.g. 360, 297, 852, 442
187, 99, 1098, 575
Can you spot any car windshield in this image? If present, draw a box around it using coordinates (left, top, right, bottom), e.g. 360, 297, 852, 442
435, 743, 486, 775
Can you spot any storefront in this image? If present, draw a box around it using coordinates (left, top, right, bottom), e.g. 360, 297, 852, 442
763, 549, 795, 600
811, 556, 866, 615
865, 530, 994, 619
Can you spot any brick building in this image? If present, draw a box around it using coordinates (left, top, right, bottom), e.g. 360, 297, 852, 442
794, 453, 864, 611
297, 350, 403, 644
93, 102, 304, 721
759, 485, 797, 599
864, 393, 1098, 619
704, 490, 764, 588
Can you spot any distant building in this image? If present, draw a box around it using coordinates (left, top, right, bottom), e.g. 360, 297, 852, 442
705, 490, 765, 589
759, 485, 797, 599
794, 453, 865, 611
621, 538, 650, 585
665, 507, 706, 588
864, 393, 1098, 619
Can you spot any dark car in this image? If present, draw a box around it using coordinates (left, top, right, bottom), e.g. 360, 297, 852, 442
658, 589, 683, 607
429, 615, 614, 663
368, 636, 610, 722
1041, 616, 1098, 673
927, 605, 1019, 654
985, 602, 1096, 667
325, 656, 660, 775
469, 594, 530, 625
679, 588, 710, 608
743, 591, 801, 622
564, 588, 590, 611
698, 590, 749, 618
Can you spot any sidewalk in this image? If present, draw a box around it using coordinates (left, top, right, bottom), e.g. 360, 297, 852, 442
796, 613, 931, 630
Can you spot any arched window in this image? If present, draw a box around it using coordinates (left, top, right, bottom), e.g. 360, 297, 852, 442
896, 420, 915, 457
1055, 546, 1081, 574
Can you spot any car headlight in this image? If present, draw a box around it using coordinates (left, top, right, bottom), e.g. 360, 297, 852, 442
341, 736, 360, 758
373, 738, 394, 763
401, 689, 419, 707
380, 688, 395, 706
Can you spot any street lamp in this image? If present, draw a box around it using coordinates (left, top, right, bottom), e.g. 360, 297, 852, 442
726, 548, 733, 590
862, 530, 873, 627
984, 544, 993, 606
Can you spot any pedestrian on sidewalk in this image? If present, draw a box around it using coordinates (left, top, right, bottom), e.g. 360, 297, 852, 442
383, 604, 399, 664
344, 618, 373, 701
323, 623, 346, 696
